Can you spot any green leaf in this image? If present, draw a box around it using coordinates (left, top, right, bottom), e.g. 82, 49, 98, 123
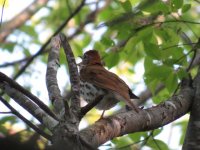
93, 41, 106, 51
23, 48, 31, 57
20, 25, 38, 38
128, 132, 148, 141
100, 36, 115, 47
104, 52, 120, 68
161, 47, 184, 60
177, 68, 188, 79
124, 37, 139, 52
147, 139, 169, 150
145, 65, 173, 80
182, 4, 191, 13
152, 88, 170, 104
171, 0, 183, 10
144, 57, 155, 73
82, 34, 91, 47
146, 79, 159, 95
153, 128, 163, 136
165, 72, 178, 93
0, 116, 17, 124
138, 27, 153, 42
112, 136, 132, 148
144, 1, 169, 14
144, 43, 161, 60
1, 43, 16, 52
121, 0, 132, 12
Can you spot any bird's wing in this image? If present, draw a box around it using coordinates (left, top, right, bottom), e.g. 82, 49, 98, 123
80, 65, 138, 100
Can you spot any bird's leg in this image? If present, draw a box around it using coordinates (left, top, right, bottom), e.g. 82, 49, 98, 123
100, 110, 105, 119
125, 102, 140, 113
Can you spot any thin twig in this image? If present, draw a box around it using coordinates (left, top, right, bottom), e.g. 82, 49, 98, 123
162, 43, 197, 51
151, 134, 162, 150
13, 0, 86, 80
0, 111, 11, 114
0, 96, 52, 140
98, 19, 200, 29
0, 56, 31, 68
0, 48, 48, 68
80, 95, 104, 118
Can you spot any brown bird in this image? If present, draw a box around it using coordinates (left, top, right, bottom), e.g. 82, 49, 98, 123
79, 50, 139, 116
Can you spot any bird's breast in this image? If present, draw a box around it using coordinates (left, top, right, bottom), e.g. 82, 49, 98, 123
80, 81, 105, 103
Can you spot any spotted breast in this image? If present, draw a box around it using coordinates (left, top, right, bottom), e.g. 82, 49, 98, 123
80, 81, 118, 110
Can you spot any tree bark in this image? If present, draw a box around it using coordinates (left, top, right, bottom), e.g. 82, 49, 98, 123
182, 68, 200, 149
79, 80, 194, 148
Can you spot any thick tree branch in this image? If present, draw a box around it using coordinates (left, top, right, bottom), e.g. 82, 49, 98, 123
13, 0, 86, 80
79, 79, 194, 148
59, 34, 80, 114
183, 68, 200, 149
0, 81, 58, 131
0, 0, 49, 42
46, 35, 67, 119
0, 72, 57, 120
0, 96, 52, 140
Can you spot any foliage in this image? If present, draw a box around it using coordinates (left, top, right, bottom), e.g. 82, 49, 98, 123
0, 0, 200, 149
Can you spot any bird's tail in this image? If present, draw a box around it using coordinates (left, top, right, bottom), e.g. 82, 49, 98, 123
129, 89, 139, 99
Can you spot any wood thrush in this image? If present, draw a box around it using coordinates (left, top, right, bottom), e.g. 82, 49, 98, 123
79, 50, 139, 114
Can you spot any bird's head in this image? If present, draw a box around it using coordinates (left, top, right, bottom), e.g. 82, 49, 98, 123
78, 50, 102, 69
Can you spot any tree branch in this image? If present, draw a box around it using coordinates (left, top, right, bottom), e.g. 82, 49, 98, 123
0, 82, 58, 131
59, 33, 80, 115
0, 96, 52, 140
79, 78, 194, 148
186, 38, 200, 71
0, 0, 49, 42
46, 35, 67, 119
13, 0, 86, 81
80, 95, 104, 118
0, 72, 57, 120
183, 67, 200, 149
0, 56, 31, 68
